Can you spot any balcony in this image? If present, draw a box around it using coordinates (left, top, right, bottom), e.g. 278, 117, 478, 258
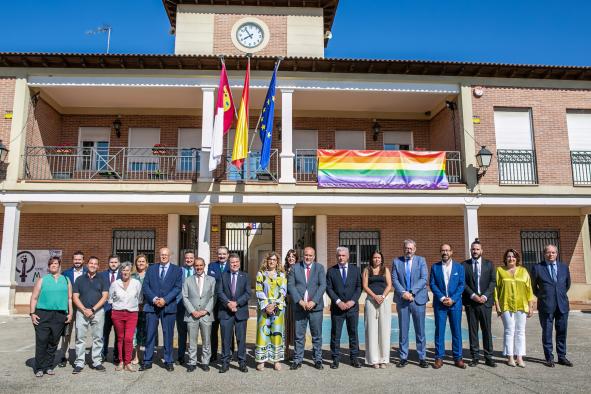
213, 148, 279, 182
571, 151, 591, 186
497, 149, 538, 185
23, 146, 200, 182
294, 149, 464, 184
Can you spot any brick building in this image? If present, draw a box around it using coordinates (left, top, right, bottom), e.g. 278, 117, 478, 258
1, 0, 591, 313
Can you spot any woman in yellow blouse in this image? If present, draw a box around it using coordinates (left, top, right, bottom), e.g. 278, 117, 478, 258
494, 249, 534, 368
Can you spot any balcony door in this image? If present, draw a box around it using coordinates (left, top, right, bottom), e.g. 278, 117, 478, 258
178, 128, 201, 173
77, 127, 110, 171
128, 128, 160, 174
294, 129, 318, 180
383, 131, 413, 151
335, 130, 365, 150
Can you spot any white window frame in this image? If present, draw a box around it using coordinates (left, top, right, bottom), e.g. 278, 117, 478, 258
383, 131, 413, 151
177, 128, 202, 173
335, 130, 366, 150
77, 127, 111, 171
127, 127, 161, 172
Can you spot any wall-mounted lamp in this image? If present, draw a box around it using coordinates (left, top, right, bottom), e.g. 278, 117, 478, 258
0, 140, 9, 163
112, 116, 122, 138
372, 119, 381, 141
475, 145, 493, 181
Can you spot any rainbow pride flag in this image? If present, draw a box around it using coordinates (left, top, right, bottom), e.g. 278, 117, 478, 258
317, 150, 449, 189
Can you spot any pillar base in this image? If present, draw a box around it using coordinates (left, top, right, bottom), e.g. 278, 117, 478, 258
0, 284, 17, 316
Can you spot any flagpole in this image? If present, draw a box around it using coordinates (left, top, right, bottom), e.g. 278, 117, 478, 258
220, 56, 239, 121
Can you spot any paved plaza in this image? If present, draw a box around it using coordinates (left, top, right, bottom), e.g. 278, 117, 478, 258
1, 311, 590, 393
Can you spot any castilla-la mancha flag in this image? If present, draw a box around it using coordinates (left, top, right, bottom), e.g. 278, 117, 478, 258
209, 62, 235, 171
231, 58, 250, 169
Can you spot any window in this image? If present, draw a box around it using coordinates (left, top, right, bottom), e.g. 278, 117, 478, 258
520, 230, 560, 269
339, 230, 380, 271
77, 127, 110, 171
178, 128, 201, 173
566, 110, 591, 150
383, 131, 413, 151
335, 130, 365, 150
128, 128, 160, 172
294, 130, 318, 178
112, 229, 156, 265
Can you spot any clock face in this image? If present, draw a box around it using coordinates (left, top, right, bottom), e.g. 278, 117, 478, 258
236, 22, 264, 49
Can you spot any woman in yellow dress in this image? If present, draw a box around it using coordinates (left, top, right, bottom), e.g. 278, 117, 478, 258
255, 251, 287, 371
494, 249, 535, 368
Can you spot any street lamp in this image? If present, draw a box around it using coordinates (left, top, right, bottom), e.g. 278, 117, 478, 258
0, 140, 9, 163
475, 145, 493, 181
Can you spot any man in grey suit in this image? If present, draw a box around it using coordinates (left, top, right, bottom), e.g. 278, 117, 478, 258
287, 246, 326, 370
392, 239, 429, 368
182, 257, 216, 372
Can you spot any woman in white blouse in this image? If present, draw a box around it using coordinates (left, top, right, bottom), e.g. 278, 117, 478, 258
109, 261, 142, 372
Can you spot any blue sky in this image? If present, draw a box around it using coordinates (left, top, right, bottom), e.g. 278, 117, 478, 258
1, 0, 590, 66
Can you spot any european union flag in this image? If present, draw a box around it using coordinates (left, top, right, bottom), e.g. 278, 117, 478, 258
257, 63, 278, 170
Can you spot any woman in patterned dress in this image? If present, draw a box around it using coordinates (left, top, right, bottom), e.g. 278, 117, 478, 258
255, 251, 288, 371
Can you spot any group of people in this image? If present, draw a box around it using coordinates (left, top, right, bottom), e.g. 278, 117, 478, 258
29, 239, 573, 377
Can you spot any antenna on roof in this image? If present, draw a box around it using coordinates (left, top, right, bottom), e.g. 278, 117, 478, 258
86, 25, 112, 53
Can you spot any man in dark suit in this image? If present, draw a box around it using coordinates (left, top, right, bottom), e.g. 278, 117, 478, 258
139, 247, 183, 372
531, 244, 572, 367
462, 239, 496, 367
207, 246, 230, 363
287, 246, 326, 370
326, 246, 362, 369
430, 244, 466, 369
217, 253, 251, 373
391, 240, 429, 368
100, 255, 121, 364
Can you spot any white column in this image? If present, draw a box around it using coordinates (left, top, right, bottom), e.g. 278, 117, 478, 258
315, 214, 328, 269
463, 205, 480, 259
167, 214, 180, 265
279, 89, 296, 183
580, 214, 591, 284
0, 203, 21, 315
5, 75, 30, 182
199, 87, 215, 181
281, 204, 294, 259
198, 204, 211, 266
459, 85, 477, 188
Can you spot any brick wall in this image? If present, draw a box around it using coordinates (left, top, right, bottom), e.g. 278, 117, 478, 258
26, 98, 62, 147
214, 14, 287, 56
429, 101, 461, 152
471, 86, 591, 185
0, 77, 15, 148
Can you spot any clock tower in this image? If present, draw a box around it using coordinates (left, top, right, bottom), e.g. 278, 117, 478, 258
164, 1, 339, 58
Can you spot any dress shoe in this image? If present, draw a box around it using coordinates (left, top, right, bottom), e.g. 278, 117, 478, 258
396, 359, 408, 368
419, 360, 429, 369
176, 359, 185, 366
544, 360, 555, 368
330, 360, 339, 369
219, 365, 229, 373
468, 359, 479, 367
165, 363, 174, 372
138, 363, 152, 371
186, 365, 196, 372
72, 366, 83, 374
558, 358, 573, 367
485, 359, 497, 368
433, 359, 443, 369
58, 357, 68, 368
94, 364, 106, 372
239, 364, 248, 373
202, 365, 210, 372
351, 359, 362, 368
290, 361, 302, 370
454, 359, 467, 369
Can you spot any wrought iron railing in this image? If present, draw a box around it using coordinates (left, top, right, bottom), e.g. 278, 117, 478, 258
570, 151, 591, 186
294, 149, 463, 184
213, 148, 279, 182
497, 149, 538, 185
22, 146, 200, 181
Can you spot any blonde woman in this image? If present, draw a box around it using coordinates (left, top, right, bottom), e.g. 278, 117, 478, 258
255, 252, 288, 371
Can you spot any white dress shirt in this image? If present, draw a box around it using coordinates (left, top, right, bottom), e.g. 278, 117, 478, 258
73, 267, 84, 282
441, 260, 453, 301
109, 278, 143, 311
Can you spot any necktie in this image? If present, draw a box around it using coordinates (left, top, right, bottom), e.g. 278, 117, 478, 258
552, 264, 557, 282
160, 266, 165, 280
110, 272, 115, 284
474, 260, 480, 294
405, 259, 412, 291
306, 265, 311, 282
186, 268, 191, 278
341, 265, 347, 285
231, 273, 237, 297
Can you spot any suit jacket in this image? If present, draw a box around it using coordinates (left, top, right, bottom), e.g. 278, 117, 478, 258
177, 266, 196, 304
142, 263, 183, 314
101, 270, 122, 312
287, 261, 326, 312
429, 260, 465, 310
62, 266, 88, 286
531, 261, 570, 314
208, 261, 230, 283
183, 274, 216, 323
462, 258, 496, 307
216, 270, 251, 321
391, 255, 429, 305
326, 264, 362, 314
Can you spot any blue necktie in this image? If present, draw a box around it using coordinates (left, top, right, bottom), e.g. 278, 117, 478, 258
405, 259, 412, 291
551, 264, 557, 282
160, 266, 165, 280
341, 266, 347, 285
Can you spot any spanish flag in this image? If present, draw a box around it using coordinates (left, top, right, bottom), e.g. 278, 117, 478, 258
231, 58, 250, 169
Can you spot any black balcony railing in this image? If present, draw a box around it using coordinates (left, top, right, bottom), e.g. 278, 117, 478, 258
570, 151, 591, 186
22, 146, 200, 181
294, 149, 463, 184
497, 149, 538, 185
